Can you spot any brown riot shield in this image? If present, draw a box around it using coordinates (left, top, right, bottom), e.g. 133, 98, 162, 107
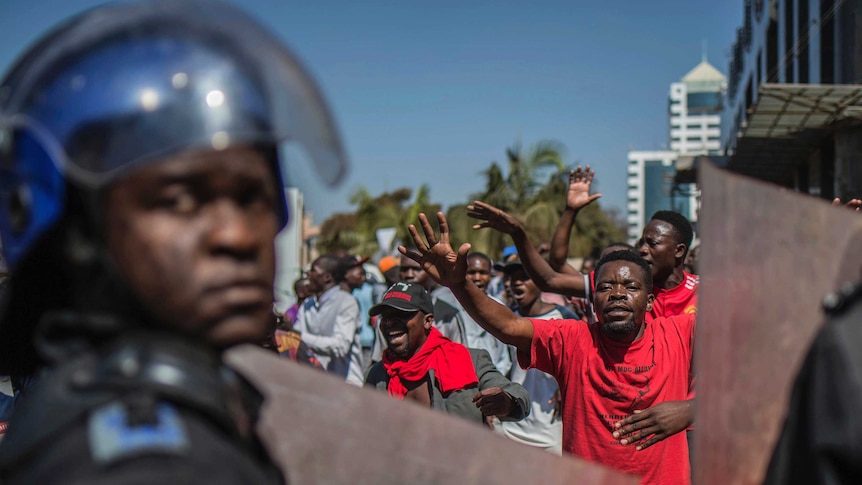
225, 346, 637, 485
694, 160, 862, 484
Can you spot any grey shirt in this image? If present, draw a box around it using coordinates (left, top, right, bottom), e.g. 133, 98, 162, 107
365, 348, 529, 425
295, 285, 365, 386
432, 286, 512, 376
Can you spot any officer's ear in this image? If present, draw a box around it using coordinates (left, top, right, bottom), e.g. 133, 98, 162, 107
424, 313, 434, 330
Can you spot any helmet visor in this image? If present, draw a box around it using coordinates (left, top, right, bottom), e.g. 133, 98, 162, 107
0, 0, 348, 188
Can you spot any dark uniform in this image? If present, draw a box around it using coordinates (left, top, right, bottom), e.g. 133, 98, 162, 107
0, 0, 348, 482
0, 334, 282, 484
764, 281, 862, 484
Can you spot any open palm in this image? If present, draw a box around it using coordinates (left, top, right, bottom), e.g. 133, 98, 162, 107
567, 165, 602, 211
400, 212, 471, 288
466, 201, 522, 235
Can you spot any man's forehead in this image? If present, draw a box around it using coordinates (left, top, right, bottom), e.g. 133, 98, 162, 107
380, 306, 420, 317
643, 219, 675, 239
597, 261, 644, 281
400, 259, 421, 269
131, 146, 272, 179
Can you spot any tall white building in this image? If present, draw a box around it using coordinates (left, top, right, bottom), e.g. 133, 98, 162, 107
626, 58, 725, 243
626, 151, 680, 243
669, 60, 726, 155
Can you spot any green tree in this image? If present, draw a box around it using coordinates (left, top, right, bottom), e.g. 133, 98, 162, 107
316, 185, 440, 256
449, 139, 626, 260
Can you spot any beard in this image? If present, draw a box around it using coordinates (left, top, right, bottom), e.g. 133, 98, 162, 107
601, 319, 637, 337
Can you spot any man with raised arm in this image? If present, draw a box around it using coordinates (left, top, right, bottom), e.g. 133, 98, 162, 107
400, 212, 695, 485
468, 166, 699, 320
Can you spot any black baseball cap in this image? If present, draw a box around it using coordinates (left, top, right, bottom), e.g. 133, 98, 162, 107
369, 282, 433, 316
343, 254, 370, 268
493, 257, 524, 273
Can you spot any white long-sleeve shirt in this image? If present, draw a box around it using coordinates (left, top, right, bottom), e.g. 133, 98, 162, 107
295, 286, 365, 386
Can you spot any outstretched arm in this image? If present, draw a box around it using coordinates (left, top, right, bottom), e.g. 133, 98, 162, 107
399, 212, 534, 354
548, 166, 602, 275
467, 201, 587, 298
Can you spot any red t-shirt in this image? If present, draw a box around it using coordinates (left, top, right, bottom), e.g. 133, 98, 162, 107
522, 315, 695, 485
650, 272, 698, 320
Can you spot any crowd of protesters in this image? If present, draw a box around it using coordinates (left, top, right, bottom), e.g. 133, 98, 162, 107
263, 165, 703, 484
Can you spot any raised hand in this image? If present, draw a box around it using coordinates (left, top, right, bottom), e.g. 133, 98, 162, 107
612, 400, 693, 451
467, 201, 522, 235
566, 165, 602, 212
399, 212, 471, 289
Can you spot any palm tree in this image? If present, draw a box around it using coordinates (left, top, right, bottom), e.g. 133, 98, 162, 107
452, 139, 626, 260
454, 139, 569, 258
317, 185, 440, 257
474, 139, 566, 212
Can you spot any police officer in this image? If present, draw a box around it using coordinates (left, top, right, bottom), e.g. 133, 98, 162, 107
764, 280, 862, 484
0, 1, 347, 482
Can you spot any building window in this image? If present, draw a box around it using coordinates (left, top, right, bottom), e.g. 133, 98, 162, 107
784, 0, 794, 83
798, 0, 809, 83
767, 15, 779, 82
820, 0, 835, 83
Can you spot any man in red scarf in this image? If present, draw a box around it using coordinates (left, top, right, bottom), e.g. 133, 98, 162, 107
365, 282, 529, 425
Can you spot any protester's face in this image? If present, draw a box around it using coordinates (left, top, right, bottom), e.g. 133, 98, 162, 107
399, 257, 427, 285
466, 258, 492, 291
378, 307, 432, 359
637, 220, 684, 280
295, 279, 312, 301
593, 260, 654, 338
344, 265, 366, 290
307, 262, 330, 293
503, 278, 513, 304
504, 267, 540, 310
105, 146, 279, 348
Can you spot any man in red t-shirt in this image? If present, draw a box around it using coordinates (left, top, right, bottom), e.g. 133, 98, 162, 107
467, 166, 698, 321
637, 210, 698, 319
468, 167, 697, 450
401, 212, 695, 484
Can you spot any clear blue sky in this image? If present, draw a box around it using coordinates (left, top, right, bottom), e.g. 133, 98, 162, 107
0, 0, 742, 224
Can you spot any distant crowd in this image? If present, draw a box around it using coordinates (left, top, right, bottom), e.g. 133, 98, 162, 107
271, 167, 701, 483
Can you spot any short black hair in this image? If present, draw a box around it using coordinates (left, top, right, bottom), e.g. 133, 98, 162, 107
599, 241, 634, 259
604, 241, 634, 251
314, 254, 346, 282
595, 250, 653, 293
650, 211, 693, 255
466, 252, 492, 267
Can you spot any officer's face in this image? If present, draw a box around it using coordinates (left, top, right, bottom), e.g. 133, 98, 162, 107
104, 146, 279, 348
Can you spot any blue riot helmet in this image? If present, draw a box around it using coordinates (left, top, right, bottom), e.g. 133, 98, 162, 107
0, 0, 348, 269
